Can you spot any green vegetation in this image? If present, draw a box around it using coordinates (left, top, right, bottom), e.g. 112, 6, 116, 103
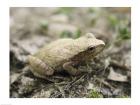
60, 29, 82, 39
60, 31, 73, 38
108, 15, 131, 40
87, 88, 103, 98
118, 24, 131, 40
108, 15, 119, 28
74, 29, 82, 38
55, 7, 74, 15
40, 20, 49, 30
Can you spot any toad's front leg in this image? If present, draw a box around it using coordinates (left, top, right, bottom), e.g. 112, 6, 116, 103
27, 55, 54, 79
63, 61, 87, 75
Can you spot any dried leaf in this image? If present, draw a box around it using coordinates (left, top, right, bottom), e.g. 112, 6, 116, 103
108, 68, 128, 82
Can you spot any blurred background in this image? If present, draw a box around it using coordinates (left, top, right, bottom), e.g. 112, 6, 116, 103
10, 7, 131, 98
10, 7, 131, 54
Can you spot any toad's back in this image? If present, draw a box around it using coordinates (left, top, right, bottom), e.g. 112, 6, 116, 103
33, 38, 82, 69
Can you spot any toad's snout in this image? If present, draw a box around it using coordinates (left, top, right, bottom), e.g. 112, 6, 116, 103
95, 40, 105, 53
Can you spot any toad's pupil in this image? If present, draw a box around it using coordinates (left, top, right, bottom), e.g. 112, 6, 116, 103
88, 46, 95, 51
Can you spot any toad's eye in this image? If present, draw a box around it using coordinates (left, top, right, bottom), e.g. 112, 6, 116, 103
87, 46, 96, 51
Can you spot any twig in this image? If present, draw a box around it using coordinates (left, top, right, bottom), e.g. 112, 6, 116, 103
95, 78, 115, 90
71, 74, 86, 86
110, 60, 130, 71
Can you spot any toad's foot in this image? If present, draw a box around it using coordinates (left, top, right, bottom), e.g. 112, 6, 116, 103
27, 55, 54, 79
63, 61, 87, 75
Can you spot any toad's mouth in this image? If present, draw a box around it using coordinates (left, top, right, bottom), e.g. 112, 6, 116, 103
93, 44, 105, 56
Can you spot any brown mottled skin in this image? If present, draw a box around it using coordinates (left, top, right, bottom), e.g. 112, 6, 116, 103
27, 33, 105, 79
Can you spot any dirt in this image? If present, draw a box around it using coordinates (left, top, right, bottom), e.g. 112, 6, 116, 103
10, 7, 131, 98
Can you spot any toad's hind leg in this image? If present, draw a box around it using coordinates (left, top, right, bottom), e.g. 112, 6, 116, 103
27, 55, 54, 79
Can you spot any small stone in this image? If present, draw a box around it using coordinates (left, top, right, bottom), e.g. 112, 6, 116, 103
87, 82, 94, 90
18, 76, 36, 95
10, 73, 21, 84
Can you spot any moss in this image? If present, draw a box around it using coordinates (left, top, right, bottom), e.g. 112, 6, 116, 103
74, 29, 82, 38
87, 89, 103, 98
108, 15, 119, 28
40, 20, 49, 30
118, 26, 131, 40
60, 29, 82, 39
60, 31, 73, 38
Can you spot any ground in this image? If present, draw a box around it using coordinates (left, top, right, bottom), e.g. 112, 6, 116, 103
10, 7, 131, 98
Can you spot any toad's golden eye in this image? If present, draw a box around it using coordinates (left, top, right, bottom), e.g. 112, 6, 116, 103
87, 46, 96, 51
